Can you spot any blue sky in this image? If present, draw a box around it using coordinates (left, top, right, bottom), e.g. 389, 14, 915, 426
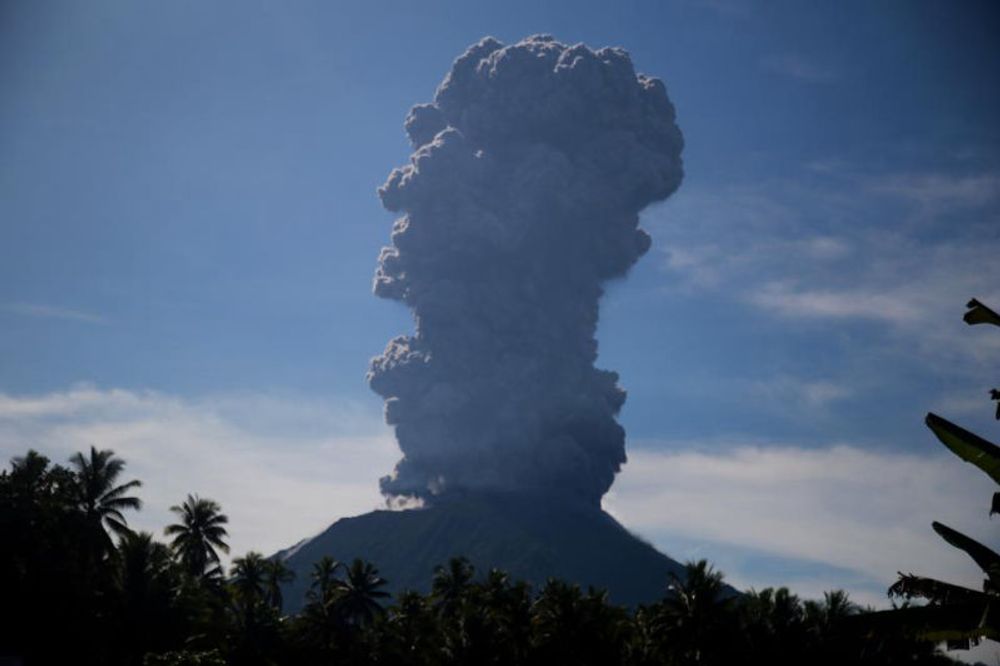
2, 0, 999, 640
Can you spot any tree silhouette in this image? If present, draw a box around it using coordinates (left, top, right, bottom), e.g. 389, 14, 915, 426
69, 446, 142, 552
864, 298, 1000, 650
658, 559, 736, 664
264, 557, 295, 613
337, 558, 390, 627
164, 494, 229, 580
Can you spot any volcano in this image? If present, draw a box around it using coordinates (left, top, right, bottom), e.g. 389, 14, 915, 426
278, 35, 691, 613
276, 493, 687, 615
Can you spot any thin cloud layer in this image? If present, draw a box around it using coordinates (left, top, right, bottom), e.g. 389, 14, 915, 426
653, 169, 1000, 365
605, 443, 999, 608
1, 302, 107, 325
3, 384, 997, 614
0, 386, 398, 560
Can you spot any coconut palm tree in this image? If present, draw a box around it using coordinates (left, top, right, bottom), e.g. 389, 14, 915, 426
307, 555, 344, 605
164, 494, 229, 579
432, 556, 474, 617
229, 552, 283, 662
115, 531, 183, 660
231, 552, 268, 608
659, 559, 737, 664
337, 558, 389, 627
298, 557, 348, 656
264, 558, 295, 613
68, 446, 142, 551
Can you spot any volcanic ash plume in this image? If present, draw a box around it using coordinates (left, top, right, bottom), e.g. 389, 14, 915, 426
369, 35, 684, 507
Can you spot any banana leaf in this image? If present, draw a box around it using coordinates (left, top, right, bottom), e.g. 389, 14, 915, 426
932, 521, 1000, 587
925, 413, 1000, 486
855, 600, 999, 644
888, 573, 989, 605
964, 298, 1000, 327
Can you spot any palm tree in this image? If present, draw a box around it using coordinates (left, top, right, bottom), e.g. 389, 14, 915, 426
264, 558, 295, 613
231, 552, 268, 608
432, 556, 474, 617
337, 558, 389, 627
69, 446, 142, 550
229, 552, 282, 661
115, 531, 182, 660
164, 494, 229, 579
297, 557, 348, 656
659, 559, 736, 664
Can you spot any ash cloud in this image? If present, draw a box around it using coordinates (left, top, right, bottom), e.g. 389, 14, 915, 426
369, 35, 684, 507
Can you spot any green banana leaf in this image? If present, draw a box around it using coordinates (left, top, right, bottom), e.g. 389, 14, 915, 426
926, 413, 1000, 486
856, 600, 999, 644
932, 521, 1000, 587
964, 298, 1000, 327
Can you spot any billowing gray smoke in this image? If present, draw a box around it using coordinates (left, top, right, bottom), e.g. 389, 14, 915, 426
369, 35, 684, 508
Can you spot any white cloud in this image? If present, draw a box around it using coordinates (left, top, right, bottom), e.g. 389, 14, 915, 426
749, 280, 924, 324
652, 171, 1000, 369
604, 443, 999, 609
0, 385, 398, 561
5, 384, 999, 634
748, 375, 852, 410
870, 172, 1000, 213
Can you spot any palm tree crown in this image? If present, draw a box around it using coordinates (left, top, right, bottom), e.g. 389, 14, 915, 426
69, 446, 142, 548
264, 558, 296, 613
164, 493, 229, 578
338, 558, 390, 627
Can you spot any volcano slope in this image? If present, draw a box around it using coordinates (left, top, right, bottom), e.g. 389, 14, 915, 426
276, 493, 689, 615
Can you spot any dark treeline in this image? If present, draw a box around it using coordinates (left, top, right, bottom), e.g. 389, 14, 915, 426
1, 448, 960, 666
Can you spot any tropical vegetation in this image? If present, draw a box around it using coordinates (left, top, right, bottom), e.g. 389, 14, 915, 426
861, 298, 1000, 650
0, 446, 967, 665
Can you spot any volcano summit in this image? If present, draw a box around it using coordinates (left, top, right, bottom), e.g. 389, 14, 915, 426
281, 34, 686, 609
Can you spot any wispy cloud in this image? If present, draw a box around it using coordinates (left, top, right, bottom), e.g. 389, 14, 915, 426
1, 302, 108, 325
748, 281, 923, 324
0, 385, 397, 560
760, 53, 838, 83
4, 384, 997, 626
869, 172, 1000, 213
605, 443, 999, 608
652, 168, 1000, 364
748, 375, 852, 410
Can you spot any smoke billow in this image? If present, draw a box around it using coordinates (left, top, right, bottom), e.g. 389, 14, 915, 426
369, 35, 684, 507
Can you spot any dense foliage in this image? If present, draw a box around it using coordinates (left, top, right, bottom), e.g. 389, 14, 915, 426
0, 448, 961, 666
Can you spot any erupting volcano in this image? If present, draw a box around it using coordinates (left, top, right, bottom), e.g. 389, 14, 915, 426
280, 35, 687, 610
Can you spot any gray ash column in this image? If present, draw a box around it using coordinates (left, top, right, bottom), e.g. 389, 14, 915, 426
368, 35, 684, 508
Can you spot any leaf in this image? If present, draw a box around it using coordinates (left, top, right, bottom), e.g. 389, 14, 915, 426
964, 298, 1000, 327
926, 413, 1000, 485
932, 521, 1000, 586
855, 601, 1000, 644
888, 573, 988, 605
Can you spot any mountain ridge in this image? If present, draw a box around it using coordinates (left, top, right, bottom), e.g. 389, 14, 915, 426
277, 492, 693, 614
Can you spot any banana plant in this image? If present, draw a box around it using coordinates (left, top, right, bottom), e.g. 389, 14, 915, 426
859, 299, 1000, 650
